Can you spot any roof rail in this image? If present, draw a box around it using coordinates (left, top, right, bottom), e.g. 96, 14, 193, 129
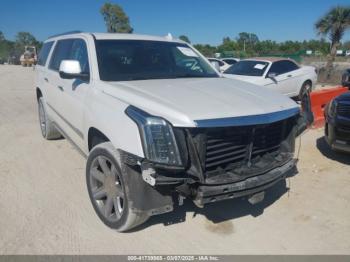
48, 30, 83, 39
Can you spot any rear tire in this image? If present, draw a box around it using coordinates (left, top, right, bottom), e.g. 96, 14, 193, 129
299, 81, 312, 100
86, 142, 149, 232
38, 97, 62, 140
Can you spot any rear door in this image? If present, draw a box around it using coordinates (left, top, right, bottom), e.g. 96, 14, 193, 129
46, 39, 74, 134
264, 60, 300, 96
36, 41, 55, 103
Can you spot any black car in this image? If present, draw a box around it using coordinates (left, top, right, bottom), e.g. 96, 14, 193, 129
325, 92, 350, 153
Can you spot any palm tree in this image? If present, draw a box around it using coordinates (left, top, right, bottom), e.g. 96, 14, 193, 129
315, 6, 350, 81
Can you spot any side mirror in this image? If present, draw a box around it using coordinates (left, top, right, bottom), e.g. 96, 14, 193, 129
210, 61, 221, 72
267, 72, 277, 79
59, 60, 89, 81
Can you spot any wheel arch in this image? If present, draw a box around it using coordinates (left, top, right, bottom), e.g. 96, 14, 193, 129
88, 127, 111, 151
36, 87, 43, 100
303, 79, 312, 87
298, 79, 313, 99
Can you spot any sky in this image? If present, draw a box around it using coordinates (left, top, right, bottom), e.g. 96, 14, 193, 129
1, 0, 350, 45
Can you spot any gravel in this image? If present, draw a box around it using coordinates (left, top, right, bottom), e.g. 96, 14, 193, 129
0, 65, 349, 254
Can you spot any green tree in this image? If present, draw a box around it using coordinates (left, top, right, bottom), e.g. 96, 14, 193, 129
342, 40, 350, 50
217, 37, 238, 54
279, 41, 302, 53
179, 35, 191, 43
255, 40, 279, 55
15, 32, 38, 47
222, 36, 231, 45
315, 6, 350, 79
0, 31, 5, 42
237, 32, 259, 51
193, 44, 217, 57
100, 2, 133, 33
304, 39, 329, 55
0, 32, 10, 59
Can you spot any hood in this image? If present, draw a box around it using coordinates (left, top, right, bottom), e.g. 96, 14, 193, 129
102, 77, 299, 127
222, 73, 262, 84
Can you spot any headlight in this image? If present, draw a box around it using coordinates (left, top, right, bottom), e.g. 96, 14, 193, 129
328, 99, 338, 117
126, 106, 182, 166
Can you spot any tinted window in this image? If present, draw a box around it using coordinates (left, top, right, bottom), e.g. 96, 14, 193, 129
70, 39, 90, 73
268, 60, 299, 75
95, 40, 217, 81
224, 60, 268, 76
49, 39, 74, 71
37, 41, 54, 66
208, 58, 224, 66
49, 39, 89, 73
282, 60, 299, 72
222, 59, 237, 65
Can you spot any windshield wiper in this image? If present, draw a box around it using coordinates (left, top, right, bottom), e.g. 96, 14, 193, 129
174, 74, 217, 78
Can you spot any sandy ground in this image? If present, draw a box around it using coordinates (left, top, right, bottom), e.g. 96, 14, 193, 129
0, 65, 349, 255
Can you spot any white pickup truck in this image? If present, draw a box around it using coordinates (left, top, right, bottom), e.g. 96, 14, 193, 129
35, 31, 304, 231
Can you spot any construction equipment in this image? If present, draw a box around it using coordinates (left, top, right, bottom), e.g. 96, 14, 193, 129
20, 46, 37, 67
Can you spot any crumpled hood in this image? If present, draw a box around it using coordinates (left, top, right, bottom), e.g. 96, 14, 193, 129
102, 77, 299, 127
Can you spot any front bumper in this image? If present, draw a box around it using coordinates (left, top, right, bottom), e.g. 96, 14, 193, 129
193, 159, 296, 206
325, 116, 350, 153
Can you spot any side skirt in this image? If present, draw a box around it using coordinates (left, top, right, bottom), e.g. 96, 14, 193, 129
52, 121, 87, 159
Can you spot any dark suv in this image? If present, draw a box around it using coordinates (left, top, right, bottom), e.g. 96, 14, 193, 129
325, 92, 350, 153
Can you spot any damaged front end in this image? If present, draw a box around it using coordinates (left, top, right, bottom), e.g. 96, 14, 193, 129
123, 106, 302, 215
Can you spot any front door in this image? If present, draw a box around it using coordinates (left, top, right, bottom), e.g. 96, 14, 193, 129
264, 60, 300, 97
46, 38, 91, 150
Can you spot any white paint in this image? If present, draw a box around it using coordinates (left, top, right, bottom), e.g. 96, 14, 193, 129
223, 58, 318, 97
177, 47, 198, 57
37, 32, 299, 159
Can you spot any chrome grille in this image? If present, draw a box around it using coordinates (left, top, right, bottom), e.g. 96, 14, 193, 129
337, 103, 350, 117
197, 117, 295, 175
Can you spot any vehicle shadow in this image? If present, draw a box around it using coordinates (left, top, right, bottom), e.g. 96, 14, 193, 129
132, 178, 291, 232
316, 137, 350, 165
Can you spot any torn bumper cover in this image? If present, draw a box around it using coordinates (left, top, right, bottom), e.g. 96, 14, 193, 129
193, 159, 296, 206
121, 111, 301, 215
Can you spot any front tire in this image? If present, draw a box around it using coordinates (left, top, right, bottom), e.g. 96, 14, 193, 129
86, 142, 149, 232
299, 81, 312, 100
38, 97, 62, 140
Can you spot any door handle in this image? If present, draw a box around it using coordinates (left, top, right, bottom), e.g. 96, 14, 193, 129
287, 74, 292, 77
57, 85, 64, 92
44, 77, 49, 82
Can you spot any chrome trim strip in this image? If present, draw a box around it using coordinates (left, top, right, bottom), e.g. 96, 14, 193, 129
47, 103, 84, 139
194, 107, 300, 127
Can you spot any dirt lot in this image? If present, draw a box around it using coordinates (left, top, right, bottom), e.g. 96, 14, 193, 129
0, 65, 349, 255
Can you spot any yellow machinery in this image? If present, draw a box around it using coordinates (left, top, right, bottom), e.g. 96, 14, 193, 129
20, 46, 37, 66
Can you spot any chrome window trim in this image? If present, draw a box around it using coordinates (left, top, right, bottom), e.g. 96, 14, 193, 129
194, 107, 300, 128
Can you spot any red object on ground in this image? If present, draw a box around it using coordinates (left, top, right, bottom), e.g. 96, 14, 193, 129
310, 86, 348, 128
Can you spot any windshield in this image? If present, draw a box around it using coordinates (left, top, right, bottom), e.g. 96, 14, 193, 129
222, 59, 237, 65
95, 40, 218, 81
224, 60, 268, 76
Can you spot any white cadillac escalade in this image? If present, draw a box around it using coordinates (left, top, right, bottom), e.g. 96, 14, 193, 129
35, 31, 304, 231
